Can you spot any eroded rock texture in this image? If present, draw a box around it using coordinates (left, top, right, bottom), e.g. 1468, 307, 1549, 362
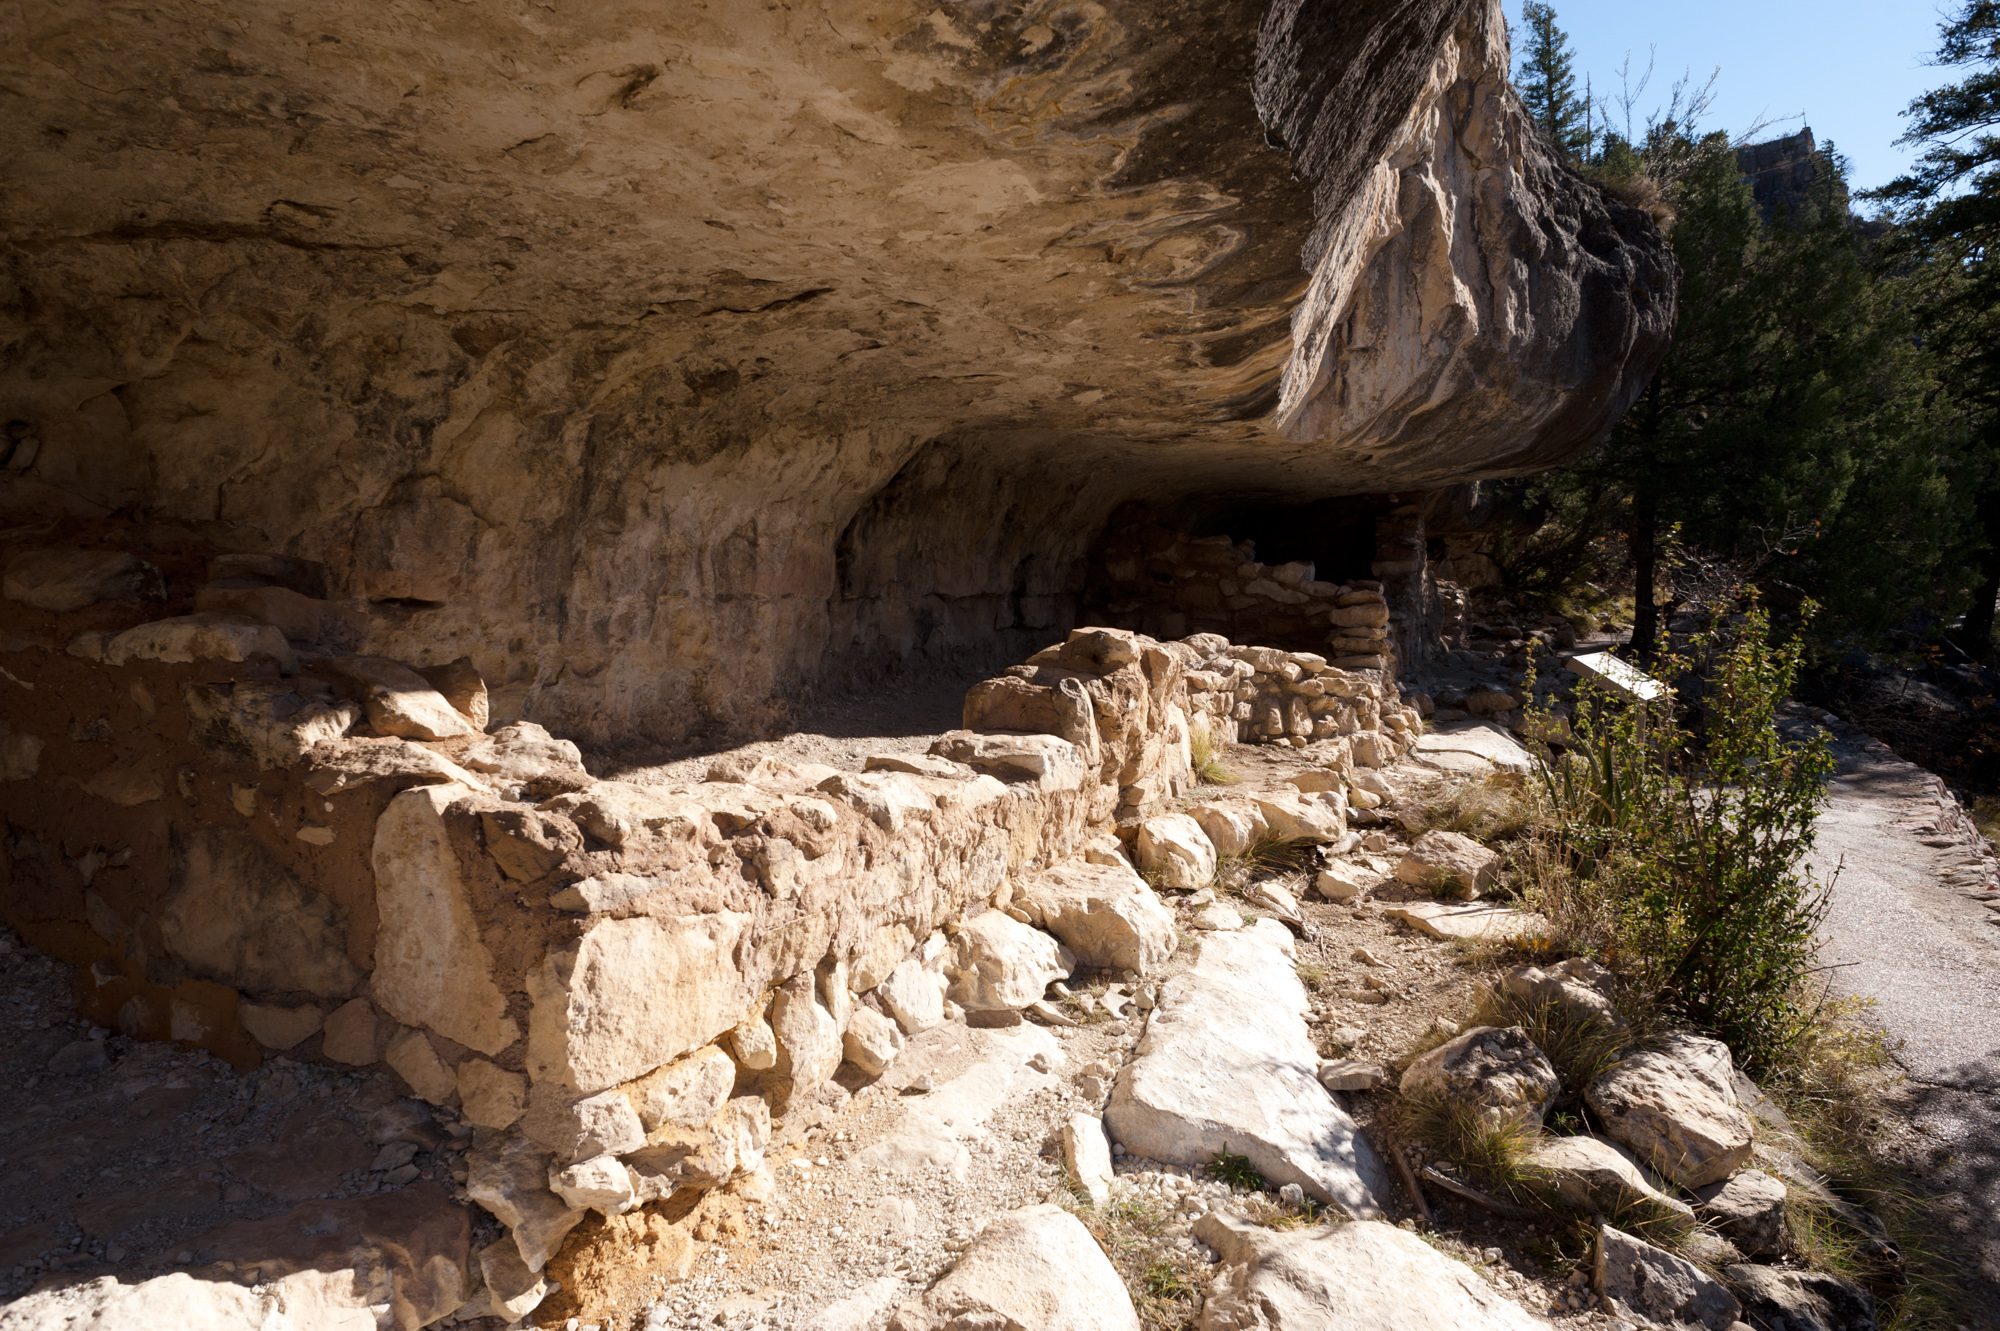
0, 0, 1671, 744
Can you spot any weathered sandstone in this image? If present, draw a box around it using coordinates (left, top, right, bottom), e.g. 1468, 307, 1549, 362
0, 0, 1669, 745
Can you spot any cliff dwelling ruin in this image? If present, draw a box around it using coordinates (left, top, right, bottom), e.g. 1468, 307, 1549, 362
0, 1, 1701, 1328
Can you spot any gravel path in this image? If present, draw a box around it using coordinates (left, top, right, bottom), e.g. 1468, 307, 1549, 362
1810, 726, 2000, 1317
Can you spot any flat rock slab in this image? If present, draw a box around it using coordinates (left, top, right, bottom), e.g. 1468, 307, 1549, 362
1385, 901, 1550, 944
1106, 920, 1388, 1217
1411, 722, 1535, 777
858, 1024, 1062, 1181
888, 1204, 1138, 1331
1525, 1135, 1694, 1225
1195, 1213, 1552, 1330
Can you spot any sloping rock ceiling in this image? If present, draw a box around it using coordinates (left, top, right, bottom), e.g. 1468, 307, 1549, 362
0, 0, 1673, 745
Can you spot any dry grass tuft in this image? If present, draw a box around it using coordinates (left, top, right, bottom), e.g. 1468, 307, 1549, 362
1760, 997, 1972, 1331
1189, 727, 1238, 787
1211, 835, 1313, 900
1068, 1194, 1205, 1330
1472, 987, 1633, 1103
1388, 1090, 1541, 1199
1404, 773, 1534, 843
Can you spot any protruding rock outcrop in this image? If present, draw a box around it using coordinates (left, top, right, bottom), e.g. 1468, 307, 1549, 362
0, 0, 1671, 746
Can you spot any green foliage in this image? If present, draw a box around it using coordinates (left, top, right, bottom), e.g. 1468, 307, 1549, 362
1210, 1152, 1268, 1192
1872, 1, 2000, 655
1524, 605, 1834, 1069
1497, 128, 1972, 655
1515, 3, 1592, 161
1876, 0, 2000, 255
1494, 12, 1989, 656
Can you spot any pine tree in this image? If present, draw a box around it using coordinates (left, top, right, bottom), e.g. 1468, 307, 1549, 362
1875, 0, 2000, 656
1878, 0, 2000, 252
1516, 2, 1592, 161
1594, 135, 1959, 660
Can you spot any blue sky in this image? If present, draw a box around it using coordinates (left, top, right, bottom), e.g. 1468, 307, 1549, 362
1503, 1, 1957, 195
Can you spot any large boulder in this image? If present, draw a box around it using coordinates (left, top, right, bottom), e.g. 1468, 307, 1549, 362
1395, 829, 1500, 899
1190, 801, 1267, 859
1522, 1135, 1694, 1227
1399, 1026, 1560, 1131
1108, 920, 1388, 1216
1585, 1034, 1755, 1189
1251, 790, 1349, 844
0, 1275, 299, 1331
874, 951, 949, 1034
770, 972, 844, 1088
1194, 1213, 1553, 1330
842, 1005, 906, 1076
1013, 859, 1178, 976
104, 613, 295, 671
888, 1204, 1138, 1331
465, 1135, 586, 1272
1696, 1169, 1788, 1258
1596, 1223, 1741, 1331
525, 909, 754, 1093
947, 911, 1072, 1012
2, 547, 161, 612
1726, 1265, 1878, 1331
372, 785, 520, 1057
1135, 813, 1218, 890
1492, 958, 1625, 1032
929, 731, 1089, 791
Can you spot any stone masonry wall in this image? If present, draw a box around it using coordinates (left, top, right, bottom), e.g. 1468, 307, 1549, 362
0, 530, 1418, 1317
1086, 524, 1397, 672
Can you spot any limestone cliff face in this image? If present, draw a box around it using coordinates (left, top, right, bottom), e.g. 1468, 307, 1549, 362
0, 0, 1672, 744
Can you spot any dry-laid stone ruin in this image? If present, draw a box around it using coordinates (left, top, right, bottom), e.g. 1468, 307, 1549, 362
0, 0, 1717, 1327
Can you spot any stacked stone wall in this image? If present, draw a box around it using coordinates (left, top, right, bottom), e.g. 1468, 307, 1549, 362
1086, 525, 1396, 672
0, 530, 1420, 1306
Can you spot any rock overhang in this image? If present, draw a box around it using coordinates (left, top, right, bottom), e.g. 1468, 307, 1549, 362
0, 0, 1673, 742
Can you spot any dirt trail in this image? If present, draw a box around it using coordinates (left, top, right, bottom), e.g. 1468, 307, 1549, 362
1810, 726, 2000, 1318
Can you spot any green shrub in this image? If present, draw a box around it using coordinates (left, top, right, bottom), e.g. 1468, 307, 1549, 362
1524, 603, 1834, 1071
